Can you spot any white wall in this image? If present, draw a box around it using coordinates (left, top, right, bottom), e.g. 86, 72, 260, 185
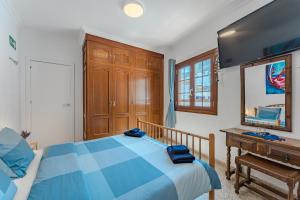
19, 28, 83, 141
164, 0, 300, 191
0, 0, 20, 130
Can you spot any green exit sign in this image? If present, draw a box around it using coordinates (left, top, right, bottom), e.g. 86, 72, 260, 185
9, 35, 16, 50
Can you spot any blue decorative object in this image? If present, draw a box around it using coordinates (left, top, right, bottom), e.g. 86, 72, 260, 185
266, 61, 286, 94
166, 59, 176, 128
167, 147, 195, 164
124, 128, 146, 137
167, 145, 189, 155
0, 128, 35, 177
242, 131, 285, 141
0, 169, 17, 200
128, 128, 140, 133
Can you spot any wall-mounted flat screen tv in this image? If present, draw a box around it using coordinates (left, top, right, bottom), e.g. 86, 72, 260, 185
218, 0, 300, 69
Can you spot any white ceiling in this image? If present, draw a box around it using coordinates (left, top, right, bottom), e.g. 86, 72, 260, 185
11, 0, 271, 51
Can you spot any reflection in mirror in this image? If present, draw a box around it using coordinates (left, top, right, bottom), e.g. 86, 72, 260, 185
241, 55, 292, 132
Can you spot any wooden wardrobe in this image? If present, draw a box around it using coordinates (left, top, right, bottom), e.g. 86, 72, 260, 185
83, 34, 164, 140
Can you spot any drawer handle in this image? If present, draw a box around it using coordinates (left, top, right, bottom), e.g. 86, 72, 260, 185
284, 154, 290, 161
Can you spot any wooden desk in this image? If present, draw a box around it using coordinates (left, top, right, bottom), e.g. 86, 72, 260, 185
220, 128, 300, 180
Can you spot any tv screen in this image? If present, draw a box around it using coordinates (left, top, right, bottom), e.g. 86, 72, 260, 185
218, 0, 300, 69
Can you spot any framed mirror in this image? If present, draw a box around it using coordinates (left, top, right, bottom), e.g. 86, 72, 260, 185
241, 54, 292, 132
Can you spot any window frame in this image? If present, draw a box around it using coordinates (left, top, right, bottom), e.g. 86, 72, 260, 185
174, 48, 218, 115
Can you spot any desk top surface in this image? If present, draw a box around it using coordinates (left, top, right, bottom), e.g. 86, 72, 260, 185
220, 128, 300, 151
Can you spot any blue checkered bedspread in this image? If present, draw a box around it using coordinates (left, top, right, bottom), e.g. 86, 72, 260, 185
28, 135, 221, 200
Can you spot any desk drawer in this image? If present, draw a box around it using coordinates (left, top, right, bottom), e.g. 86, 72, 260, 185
256, 143, 268, 155
228, 135, 256, 151
268, 145, 300, 166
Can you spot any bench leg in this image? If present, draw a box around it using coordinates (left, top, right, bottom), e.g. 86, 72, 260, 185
287, 182, 295, 200
246, 167, 251, 184
297, 182, 300, 200
235, 162, 240, 194
237, 148, 243, 173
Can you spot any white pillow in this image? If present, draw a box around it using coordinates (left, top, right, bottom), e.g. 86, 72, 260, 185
13, 149, 44, 200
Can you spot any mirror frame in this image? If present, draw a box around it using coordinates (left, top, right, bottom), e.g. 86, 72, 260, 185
241, 54, 292, 132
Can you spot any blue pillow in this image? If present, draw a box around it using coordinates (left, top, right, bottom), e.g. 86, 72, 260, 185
0, 128, 35, 177
257, 106, 281, 120
0, 169, 17, 200
0, 159, 17, 179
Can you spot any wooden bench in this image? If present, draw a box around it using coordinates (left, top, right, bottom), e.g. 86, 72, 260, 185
235, 154, 300, 200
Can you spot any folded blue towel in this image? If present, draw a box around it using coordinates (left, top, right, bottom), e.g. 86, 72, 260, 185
167, 147, 195, 164
167, 145, 189, 154
129, 128, 140, 133
242, 132, 285, 141
124, 128, 145, 138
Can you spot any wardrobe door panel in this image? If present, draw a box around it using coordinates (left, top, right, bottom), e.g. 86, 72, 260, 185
134, 71, 149, 122
136, 115, 147, 124
88, 66, 112, 138
149, 72, 161, 124
135, 52, 148, 69
93, 68, 110, 115
148, 55, 162, 71
112, 47, 134, 67
93, 117, 110, 136
88, 42, 112, 65
113, 67, 131, 134
114, 117, 129, 133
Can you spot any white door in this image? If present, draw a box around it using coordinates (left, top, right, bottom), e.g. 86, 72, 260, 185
29, 60, 74, 148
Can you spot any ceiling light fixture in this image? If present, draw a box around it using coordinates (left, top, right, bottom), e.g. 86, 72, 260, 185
220, 30, 236, 38
123, 0, 144, 18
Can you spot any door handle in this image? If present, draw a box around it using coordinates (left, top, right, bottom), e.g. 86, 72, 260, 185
63, 103, 71, 107
109, 101, 116, 107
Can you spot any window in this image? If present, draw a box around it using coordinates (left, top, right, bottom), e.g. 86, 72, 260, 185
175, 49, 218, 115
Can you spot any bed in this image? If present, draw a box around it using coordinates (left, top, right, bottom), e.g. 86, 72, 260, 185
16, 120, 221, 200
